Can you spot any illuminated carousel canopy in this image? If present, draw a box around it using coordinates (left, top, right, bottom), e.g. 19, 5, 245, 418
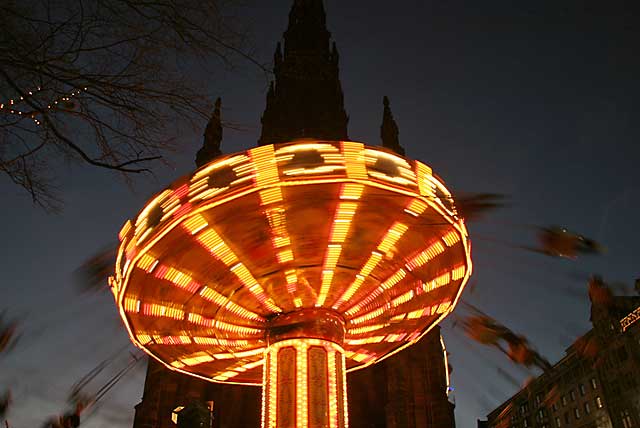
110, 140, 472, 386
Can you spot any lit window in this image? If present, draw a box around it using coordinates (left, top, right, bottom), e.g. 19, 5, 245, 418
524, 417, 530, 427
552, 403, 558, 412
555, 417, 561, 427
574, 408, 581, 419
562, 396, 567, 406
591, 378, 597, 390
570, 390, 576, 401
584, 402, 591, 415
579, 383, 586, 396
536, 394, 542, 406
596, 396, 603, 409
171, 406, 185, 424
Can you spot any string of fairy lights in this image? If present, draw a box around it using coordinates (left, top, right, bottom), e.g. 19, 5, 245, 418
0, 85, 88, 126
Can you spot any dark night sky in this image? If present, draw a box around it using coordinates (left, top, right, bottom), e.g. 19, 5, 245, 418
1, 1, 639, 427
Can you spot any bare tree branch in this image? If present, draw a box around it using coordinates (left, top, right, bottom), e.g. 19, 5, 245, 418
0, 0, 261, 210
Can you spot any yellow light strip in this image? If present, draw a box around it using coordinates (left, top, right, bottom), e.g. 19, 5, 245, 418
340, 352, 349, 428
342, 142, 367, 179
317, 244, 342, 306
442, 229, 461, 247
136, 254, 158, 273
404, 199, 429, 217
332, 252, 381, 309
211, 348, 265, 360
434, 271, 451, 287
347, 324, 386, 335
328, 350, 338, 428
154, 335, 192, 345
329, 202, 358, 243
253, 145, 298, 276
403, 300, 452, 320
344, 269, 407, 316
262, 353, 268, 428
194, 227, 280, 312
297, 342, 309, 428
251, 145, 280, 186
192, 337, 252, 347
141, 303, 184, 320
174, 351, 215, 367
415, 161, 436, 198
163, 267, 201, 294
317, 184, 364, 307
263, 339, 345, 428
118, 220, 133, 241
377, 222, 409, 253
452, 264, 466, 281
198, 286, 265, 322
344, 350, 375, 363
212, 359, 264, 382
268, 346, 277, 428
335, 219, 409, 310
285, 269, 297, 294
186, 313, 264, 335
183, 214, 208, 235
124, 297, 140, 313
260, 188, 283, 206
192, 154, 249, 181
390, 289, 414, 307
339, 183, 364, 200
350, 306, 386, 325
405, 241, 445, 271
345, 336, 387, 345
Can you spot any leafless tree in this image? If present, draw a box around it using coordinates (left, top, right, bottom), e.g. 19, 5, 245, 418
0, 0, 261, 211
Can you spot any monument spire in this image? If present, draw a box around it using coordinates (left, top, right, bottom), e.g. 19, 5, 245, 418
380, 96, 405, 156
258, 0, 349, 146
196, 98, 223, 168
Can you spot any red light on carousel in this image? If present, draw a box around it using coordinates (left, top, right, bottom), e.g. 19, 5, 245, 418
111, 140, 472, 428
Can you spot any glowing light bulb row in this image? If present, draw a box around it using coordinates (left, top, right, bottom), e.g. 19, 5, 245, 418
140, 303, 185, 320
212, 358, 264, 382
317, 184, 364, 307
135, 333, 259, 348
405, 240, 445, 271
1, 86, 87, 126
345, 332, 410, 346
276, 143, 345, 177
199, 286, 265, 323
186, 216, 280, 313
333, 218, 409, 310
404, 198, 429, 217
344, 349, 376, 364
342, 141, 368, 179
189, 155, 254, 203
364, 149, 417, 186
186, 313, 263, 335
328, 350, 339, 428
264, 339, 346, 428
344, 269, 408, 316
171, 347, 265, 369
345, 262, 464, 324
0, 86, 42, 109
442, 229, 461, 247
252, 145, 297, 268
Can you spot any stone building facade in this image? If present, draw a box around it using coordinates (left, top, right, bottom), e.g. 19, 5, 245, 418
486, 286, 640, 428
